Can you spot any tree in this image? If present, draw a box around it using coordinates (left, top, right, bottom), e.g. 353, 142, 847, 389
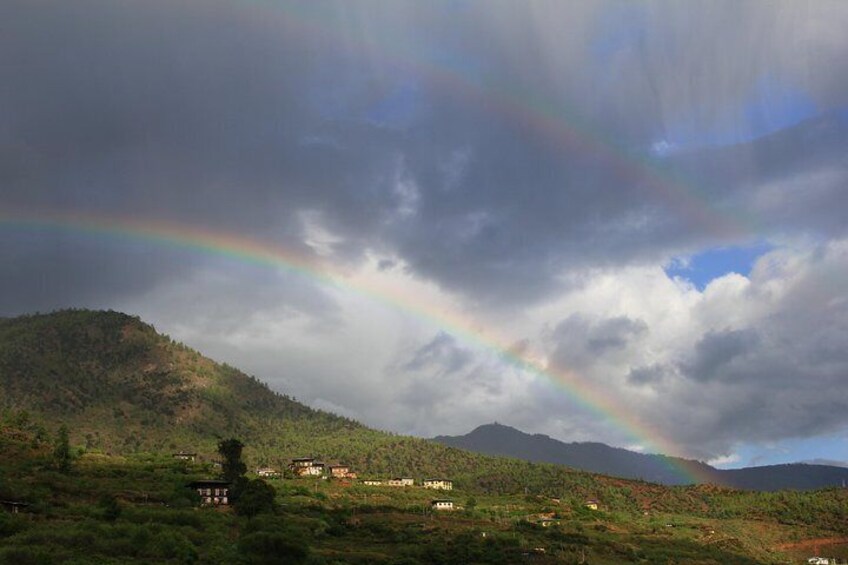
217, 438, 247, 483
53, 425, 72, 473
234, 479, 276, 518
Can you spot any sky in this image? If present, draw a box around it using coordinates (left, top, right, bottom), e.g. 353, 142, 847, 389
2, 0, 848, 469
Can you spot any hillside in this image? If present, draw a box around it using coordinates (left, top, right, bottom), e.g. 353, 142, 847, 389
434, 423, 848, 491
0, 309, 682, 497
2, 310, 848, 563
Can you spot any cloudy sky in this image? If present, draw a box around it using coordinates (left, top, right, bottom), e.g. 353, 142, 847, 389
3, 0, 848, 467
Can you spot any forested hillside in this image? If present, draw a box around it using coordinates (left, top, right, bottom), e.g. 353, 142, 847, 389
0, 310, 674, 496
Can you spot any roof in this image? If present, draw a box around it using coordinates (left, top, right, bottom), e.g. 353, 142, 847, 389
431, 499, 454, 504
189, 479, 232, 487
292, 457, 315, 462
424, 478, 452, 482
0, 500, 29, 507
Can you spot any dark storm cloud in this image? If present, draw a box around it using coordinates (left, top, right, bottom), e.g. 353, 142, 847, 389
4, 1, 848, 313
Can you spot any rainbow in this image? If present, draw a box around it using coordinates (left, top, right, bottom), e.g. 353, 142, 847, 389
1, 210, 712, 483
232, 1, 755, 241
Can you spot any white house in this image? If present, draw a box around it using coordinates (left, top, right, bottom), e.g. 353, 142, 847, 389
423, 478, 453, 490
431, 499, 454, 511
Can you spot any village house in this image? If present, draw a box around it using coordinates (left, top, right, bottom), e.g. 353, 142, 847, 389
423, 478, 453, 490
362, 479, 382, 486
327, 464, 356, 479
256, 467, 280, 478
387, 477, 414, 487
189, 480, 231, 506
1, 500, 29, 514
172, 452, 197, 462
584, 499, 599, 510
431, 499, 454, 511
288, 457, 325, 477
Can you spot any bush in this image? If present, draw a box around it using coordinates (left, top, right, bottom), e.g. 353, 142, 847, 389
237, 531, 309, 564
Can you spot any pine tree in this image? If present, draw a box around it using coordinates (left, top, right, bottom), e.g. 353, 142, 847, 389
54, 424, 72, 473
217, 438, 247, 483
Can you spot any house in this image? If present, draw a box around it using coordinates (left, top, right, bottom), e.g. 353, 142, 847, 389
256, 467, 280, 478
387, 477, 414, 487
584, 499, 599, 510
288, 458, 325, 477
362, 480, 382, 486
290, 457, 316, 470
423, 478, 453, 490
172, 452, 197, 462
431, 499, 454, 511
189, 480, 231, 506
328, 464, 356, 479
1, 500, 29, 514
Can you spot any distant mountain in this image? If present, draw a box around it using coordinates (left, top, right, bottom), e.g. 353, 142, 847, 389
433, 423, 848, 491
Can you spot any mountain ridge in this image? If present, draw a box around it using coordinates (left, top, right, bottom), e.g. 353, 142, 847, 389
433, 423, 848, 491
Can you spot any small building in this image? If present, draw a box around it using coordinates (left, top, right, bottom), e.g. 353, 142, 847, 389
423, 478, 453, 491
362, 480, 382, 486
1, 500, 29, 514
290, 457, 315, 469
289, 458, 325, 477
172, 452, 197, 462
584, 499, 599, 510
327, 464, 356, 479
189, 480, 231, 506
431, 499, 454, 511
387, 477, 414, 487
256, 467, 280, 478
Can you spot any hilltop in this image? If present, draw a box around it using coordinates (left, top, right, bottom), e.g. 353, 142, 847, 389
434, 423, 848, 491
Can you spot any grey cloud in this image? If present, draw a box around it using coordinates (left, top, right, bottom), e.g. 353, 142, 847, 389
402, 332, 474, 375
627, 363, 672, 386
684, 328, 760, 382
586, 317, 649, 353
549, 314, 648, 370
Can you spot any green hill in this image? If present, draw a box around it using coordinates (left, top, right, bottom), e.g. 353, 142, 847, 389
2, 310, 848, 563
0, 309, 627, 497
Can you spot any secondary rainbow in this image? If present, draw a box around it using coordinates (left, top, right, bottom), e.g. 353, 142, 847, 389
1, 210, 711, 483
233, 0, 756, 240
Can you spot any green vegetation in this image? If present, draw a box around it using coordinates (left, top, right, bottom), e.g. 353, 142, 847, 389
1, 310, 847, 563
